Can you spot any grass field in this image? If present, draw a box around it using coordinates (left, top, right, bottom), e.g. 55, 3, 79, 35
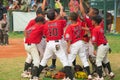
0, 32, 120, 80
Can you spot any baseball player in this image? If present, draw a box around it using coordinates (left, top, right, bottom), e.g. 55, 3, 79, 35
24, 16, 45, 80
49, 2, 77, 69
79, 0, 100, 74
64, 12, 92, 80
21, 0, 47, 78
91, 15, 114, 79
38, 8, 74, 80
0, 2, 8, 45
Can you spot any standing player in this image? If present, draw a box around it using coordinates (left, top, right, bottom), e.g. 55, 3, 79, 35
79, 0, 100, 73
21, 0, 47, 78
24, 16, 45, 80
0, 1, 8, 45
64, 12, 92, 80
91, 15, 114, 79
38, 8, 74, 80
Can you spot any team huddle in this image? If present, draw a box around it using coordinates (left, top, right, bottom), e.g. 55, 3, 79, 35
21, 0, 115, 80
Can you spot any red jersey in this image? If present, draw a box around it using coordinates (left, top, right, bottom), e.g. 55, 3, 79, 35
25, 24, 44, 44
84, 15, 94, 34
92, 26, 107, 46
44, 19, 66, 41
99, 20, 104, 29
64, 22, 83, 44
25, 19, 36, 30
81, 21, 90, 42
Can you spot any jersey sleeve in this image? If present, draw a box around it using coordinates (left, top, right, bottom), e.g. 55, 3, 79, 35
84, 15, 94, 32
64, 26, 72, 42
43, 23, 47, 37
25, 19, 35, 30
92, 29, 98, 44
60, 19, 67, 28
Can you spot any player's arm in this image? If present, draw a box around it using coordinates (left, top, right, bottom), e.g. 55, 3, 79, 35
55, 0, 65, 20
41, 0, 46, 11
79, 0, 86, 17
68, 0, 73, 8
24, 30, 27, 38
67, 40, 71, 54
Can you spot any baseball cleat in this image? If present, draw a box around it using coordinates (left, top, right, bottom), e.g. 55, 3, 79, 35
30, 76, 39, 80
21, 71, 31, 78
49, 65, 56, 70
109, 72, 115, 79
88, 75, 92, 80
93, 77, 104, 80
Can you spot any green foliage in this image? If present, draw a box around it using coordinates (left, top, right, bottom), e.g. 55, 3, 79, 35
3, 0, 8, 6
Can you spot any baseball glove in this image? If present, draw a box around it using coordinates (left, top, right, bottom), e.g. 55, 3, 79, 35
44, 71, 53, 78
74, 71, 87, 79
53, 71, 66, 79
74, 65, 83, 72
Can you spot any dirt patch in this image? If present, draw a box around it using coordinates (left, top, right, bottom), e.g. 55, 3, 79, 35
0, 38, 26, 58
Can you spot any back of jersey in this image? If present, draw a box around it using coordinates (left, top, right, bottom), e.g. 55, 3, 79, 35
44, 20, 66, 41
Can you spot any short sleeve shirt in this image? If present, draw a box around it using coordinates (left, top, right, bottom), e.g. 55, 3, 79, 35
64, 22, 83, 44
92, 26, 107, 46
44, 19, 66, 41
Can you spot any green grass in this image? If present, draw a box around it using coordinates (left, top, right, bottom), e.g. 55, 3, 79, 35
106, 33, 120, 53
9, 32, 24, 38
0, 32, 120, 80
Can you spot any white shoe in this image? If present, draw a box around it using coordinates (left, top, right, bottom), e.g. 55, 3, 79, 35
93, 76, 104, 80
30, 76, 39, 80
62, 77, 71, 80
109, 72, 115, 79
88, 75, 92, 80
99, 77, 104, 80
21, 71, 31, 78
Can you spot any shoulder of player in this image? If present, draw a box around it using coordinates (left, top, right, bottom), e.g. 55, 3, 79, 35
93, 26, 102, 32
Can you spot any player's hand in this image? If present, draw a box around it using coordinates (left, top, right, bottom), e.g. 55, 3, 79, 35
55, 0, 60, 2
109, 48, 112, 53
67, 47, 70, 54
80, 0, 83, 2
93, 50, 96, 56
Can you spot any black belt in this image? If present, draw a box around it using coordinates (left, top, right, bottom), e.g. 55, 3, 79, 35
103, 43, 106, 45
27, 43, 31, 45
55, 40, 59, 42
47, 40, 59, 42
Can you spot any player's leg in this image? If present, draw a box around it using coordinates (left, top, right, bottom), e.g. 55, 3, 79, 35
29, 44, 41, 79
102, 44, 115, 79
0, 29, 3, 45
49, 54, 56, 70
78, 40, 92, 79
38, 42, 54, 77
68, 41, 79, 66
36, 37, 46, 60
21, 52, 32, 78
72, 59, 76, 66
3, 33, 9, 45
62, 38, 76, 66
88, 41, 97, 74
55, 43, 74, 80
95, 44, 109, 79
